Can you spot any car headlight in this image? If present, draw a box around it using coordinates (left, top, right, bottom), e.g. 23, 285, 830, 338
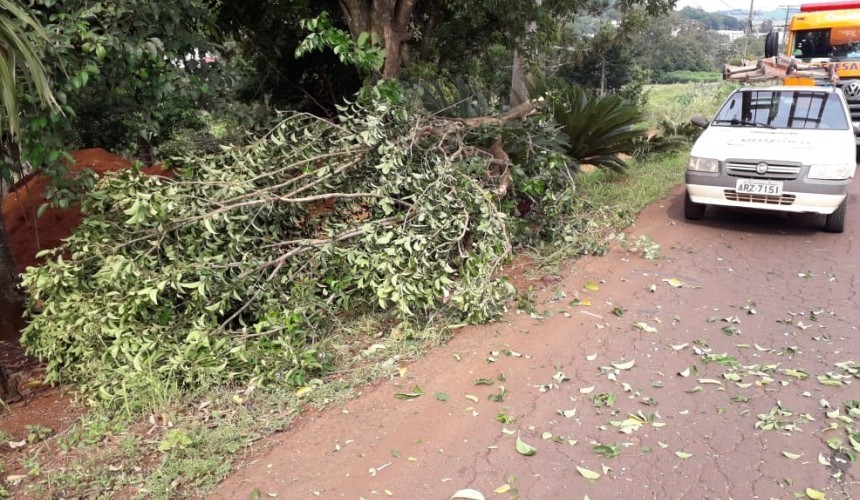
808, 162, 853, 180
687, 156, 719, 173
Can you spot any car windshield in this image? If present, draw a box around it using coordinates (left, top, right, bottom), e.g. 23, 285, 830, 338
792, 28, 860, 60
712, 90, 848, 130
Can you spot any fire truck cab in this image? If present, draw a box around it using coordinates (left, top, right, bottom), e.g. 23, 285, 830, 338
769, 1, 860, 135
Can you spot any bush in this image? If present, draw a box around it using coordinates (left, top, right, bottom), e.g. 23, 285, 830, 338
21, 85, 533, 409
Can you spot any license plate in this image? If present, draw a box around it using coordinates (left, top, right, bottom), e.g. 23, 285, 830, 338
735, 179, 783, 196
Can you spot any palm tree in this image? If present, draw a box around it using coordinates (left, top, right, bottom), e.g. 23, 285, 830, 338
0, 0, 58, 398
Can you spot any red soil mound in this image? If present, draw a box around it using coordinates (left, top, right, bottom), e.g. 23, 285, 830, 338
2, 148, 164, 272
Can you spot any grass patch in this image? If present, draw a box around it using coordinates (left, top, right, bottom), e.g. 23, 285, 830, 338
578, 153, 686, 211
645, 82, 736, 126
528, 152, 687, 273
654, 70, 722, 84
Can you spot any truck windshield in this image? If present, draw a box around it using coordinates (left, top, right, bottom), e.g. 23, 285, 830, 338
712, 90, 848, 130
792, 28, 860, 59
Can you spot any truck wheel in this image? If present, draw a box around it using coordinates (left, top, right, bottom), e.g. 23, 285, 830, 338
824, 199, 847, 233
684, 191, 706, 220
765, 31, 778, 58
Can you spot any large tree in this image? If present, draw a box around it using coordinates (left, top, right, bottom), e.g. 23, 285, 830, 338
24, 0, 222, 165
218, 0, 677, 86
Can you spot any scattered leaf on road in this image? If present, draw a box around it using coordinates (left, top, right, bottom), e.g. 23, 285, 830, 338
450, 489, 485, 500
394, 386, 424, 400
576, 465, 601, 480
633, 322, 658, 333
805, 488, 826, 500
515, 436, 537, 456
675, 451, 693, 459
662, 278, 683, 288
782, 451, 802, 460
612, 359, 636, 370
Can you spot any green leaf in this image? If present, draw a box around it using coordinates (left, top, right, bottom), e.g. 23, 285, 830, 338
434, 392, 449, 402
394, 386, 424, 400
575, 465, 601, 480
593, 443, 620, 458
674, 451, 693, 459
515, 436, 537, 456
357, 32, 369, 48
805, 488, 826, 499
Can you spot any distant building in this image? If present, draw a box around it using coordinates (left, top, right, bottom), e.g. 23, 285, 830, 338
716, 30, 746, 41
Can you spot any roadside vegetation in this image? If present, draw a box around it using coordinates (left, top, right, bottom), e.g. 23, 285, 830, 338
3, 81, 731, 497
0, 0, 741, 496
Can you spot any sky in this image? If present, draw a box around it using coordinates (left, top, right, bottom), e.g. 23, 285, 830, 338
674, 0, 846, 12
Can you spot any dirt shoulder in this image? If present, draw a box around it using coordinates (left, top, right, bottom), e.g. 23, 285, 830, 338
215, 185, 860, 499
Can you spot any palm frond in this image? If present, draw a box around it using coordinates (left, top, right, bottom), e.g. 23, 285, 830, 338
549, 86, 646, 172
0, 0, 57, 137
416, 77, 493, 118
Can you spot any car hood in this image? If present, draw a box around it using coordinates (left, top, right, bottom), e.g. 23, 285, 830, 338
691, 126, 855, 165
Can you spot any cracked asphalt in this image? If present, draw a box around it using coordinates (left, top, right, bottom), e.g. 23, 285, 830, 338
215, 184, 860, 499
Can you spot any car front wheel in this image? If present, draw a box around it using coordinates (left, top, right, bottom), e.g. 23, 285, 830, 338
684, 191, 706, 220
824, 198, 847, 233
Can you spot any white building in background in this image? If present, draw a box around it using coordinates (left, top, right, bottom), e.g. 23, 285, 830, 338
716, 30, 746, 41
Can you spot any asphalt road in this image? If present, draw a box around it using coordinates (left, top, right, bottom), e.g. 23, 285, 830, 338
215, 184, 860, 499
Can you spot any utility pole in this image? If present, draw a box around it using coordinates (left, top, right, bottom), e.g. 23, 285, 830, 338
743, 0, 755, 62
747, 0, 755, 36
780, 4, 794, 51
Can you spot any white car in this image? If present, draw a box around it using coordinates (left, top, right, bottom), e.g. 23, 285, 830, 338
685, 85, 856, 232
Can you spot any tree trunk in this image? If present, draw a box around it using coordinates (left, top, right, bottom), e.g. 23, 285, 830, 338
339, 0, 419, 80
0, 203, 24, 399
0, 204, 23, 335
510, 49, 528, 106
510, 0, 542, 106
138, 137, 155, 167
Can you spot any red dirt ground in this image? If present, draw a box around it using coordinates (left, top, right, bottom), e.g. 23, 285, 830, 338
2, 148, 163, 272
214, 185, 860, 499
1, 149, 162, 479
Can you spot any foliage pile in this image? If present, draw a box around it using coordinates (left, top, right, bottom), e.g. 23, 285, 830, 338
20, 85, 578, 408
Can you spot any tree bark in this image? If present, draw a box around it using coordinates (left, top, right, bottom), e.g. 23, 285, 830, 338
0, 203, 24, 399
510, 49, 528, 106
339, 0, 420, 80
510, 0, 542, 106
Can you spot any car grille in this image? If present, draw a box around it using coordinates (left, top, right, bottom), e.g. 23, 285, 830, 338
848, 101, 860, 123
724, 190, 796, 205
725, 160, 802, 180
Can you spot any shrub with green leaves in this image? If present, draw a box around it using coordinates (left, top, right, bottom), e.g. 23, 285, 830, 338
21, 87, 527, 409
546, 85, 647, 172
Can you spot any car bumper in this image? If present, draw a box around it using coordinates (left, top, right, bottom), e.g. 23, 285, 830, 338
686, 171, 851, 215
686, 184, 847, 214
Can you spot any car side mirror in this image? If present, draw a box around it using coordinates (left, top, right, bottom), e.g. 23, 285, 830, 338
853, 124, 860, 135
691, 116, 710, 128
